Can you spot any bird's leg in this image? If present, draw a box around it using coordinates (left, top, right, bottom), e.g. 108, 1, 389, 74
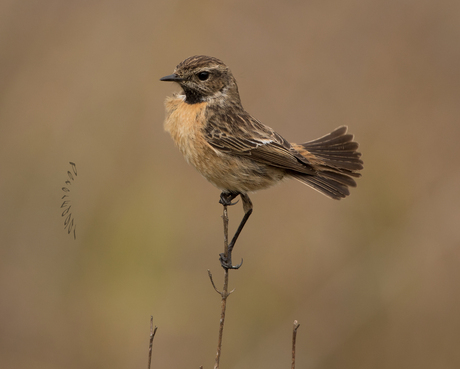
219, 192, 253, 270
227, 194, 253, 265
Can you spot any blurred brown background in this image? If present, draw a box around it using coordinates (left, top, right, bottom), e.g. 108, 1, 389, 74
1, 0, 459, 368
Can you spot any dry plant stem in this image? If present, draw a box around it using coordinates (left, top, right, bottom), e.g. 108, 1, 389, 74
213, 204, 231, 369
148, 317, 158, 369
291, 320, 300, 369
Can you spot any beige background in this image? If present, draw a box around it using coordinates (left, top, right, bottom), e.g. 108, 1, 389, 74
1, 0, 459, 368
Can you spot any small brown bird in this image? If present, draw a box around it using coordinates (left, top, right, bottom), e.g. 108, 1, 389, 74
160, 55, 363, 269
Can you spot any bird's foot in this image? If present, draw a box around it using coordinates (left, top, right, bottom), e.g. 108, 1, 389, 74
219, 252, 243, 270
219, 192, 240, 207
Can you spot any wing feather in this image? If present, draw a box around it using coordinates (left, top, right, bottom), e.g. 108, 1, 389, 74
204, 111, 316, 175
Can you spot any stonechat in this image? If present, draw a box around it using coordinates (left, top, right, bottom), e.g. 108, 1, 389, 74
160, 55, 363, 268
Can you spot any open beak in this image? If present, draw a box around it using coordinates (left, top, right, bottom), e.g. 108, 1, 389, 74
160, 74, 183, 82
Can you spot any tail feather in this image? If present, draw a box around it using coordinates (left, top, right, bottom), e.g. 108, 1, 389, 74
290, 173, 350, 200
316, 157, 362, 171
301, 126, 363, 171
290, 126, 363, 200
310, 141, 359, 152
303, 125, 348, 145
319, 170, 358, 187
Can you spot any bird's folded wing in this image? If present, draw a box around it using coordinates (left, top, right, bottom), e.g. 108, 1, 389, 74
205, 114, 316, 175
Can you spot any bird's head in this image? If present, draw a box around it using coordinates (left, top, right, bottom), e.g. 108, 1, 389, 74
160, 55, 241, 106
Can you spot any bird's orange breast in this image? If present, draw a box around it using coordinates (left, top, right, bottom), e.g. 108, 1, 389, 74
163, 94, 218, 167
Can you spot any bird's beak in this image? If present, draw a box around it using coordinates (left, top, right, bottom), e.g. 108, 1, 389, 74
160, 74, 183, 82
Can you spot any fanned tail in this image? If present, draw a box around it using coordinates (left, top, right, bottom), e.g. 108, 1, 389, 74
290, 126, 363, 200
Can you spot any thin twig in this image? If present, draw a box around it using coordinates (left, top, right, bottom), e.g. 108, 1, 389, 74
148, 317, 158, 369
208, 270, 222, 295
291, 320, 300, 369
213, 204, 230, 369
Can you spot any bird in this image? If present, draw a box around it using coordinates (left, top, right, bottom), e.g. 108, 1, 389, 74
160, 55, 363, 269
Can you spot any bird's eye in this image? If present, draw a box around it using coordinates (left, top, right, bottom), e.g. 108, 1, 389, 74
197, 71, 210, 81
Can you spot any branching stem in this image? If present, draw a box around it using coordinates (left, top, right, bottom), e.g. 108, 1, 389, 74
213, 204, 231, 369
